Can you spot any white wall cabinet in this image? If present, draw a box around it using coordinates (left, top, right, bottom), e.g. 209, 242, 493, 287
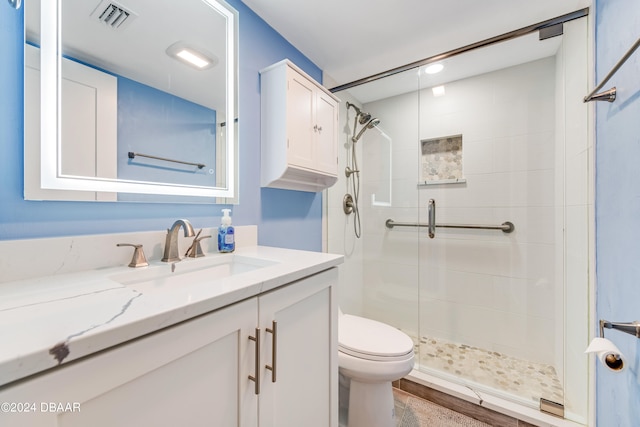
0, 268, 338, 427
260, 59, 340, 192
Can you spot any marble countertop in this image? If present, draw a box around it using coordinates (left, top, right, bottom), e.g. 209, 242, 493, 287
0, 245, 343, 387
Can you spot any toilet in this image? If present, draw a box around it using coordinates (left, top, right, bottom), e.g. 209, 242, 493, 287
338, 312, 415, 427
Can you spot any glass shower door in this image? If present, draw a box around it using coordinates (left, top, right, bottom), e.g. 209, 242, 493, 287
415, 37, 565, 407
414, 18, 590, 422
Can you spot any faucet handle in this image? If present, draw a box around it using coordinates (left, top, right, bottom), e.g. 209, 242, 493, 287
185, 229, 212, 258
117, 243, 149, 268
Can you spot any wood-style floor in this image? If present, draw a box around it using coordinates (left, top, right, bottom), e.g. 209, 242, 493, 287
394, 388, 491, 426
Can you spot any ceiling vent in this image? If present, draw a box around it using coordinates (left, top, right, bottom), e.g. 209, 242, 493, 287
91, 0, 137, 30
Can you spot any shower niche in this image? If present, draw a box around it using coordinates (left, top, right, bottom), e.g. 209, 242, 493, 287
419, 134, 466, 185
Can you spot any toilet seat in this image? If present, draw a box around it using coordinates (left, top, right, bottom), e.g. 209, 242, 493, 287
339, 314, 414, 362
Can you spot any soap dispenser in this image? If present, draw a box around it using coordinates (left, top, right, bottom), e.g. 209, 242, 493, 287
218, 209, 235, 253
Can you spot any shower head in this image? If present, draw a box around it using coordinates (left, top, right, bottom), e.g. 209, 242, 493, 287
357, 112, 372, 125
347, 101, 381, 142
367, 117, 381, 129
352, 117, 381, 142
346, 101, 373, 125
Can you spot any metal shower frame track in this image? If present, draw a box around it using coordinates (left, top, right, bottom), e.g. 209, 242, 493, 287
329, 8, 589, 93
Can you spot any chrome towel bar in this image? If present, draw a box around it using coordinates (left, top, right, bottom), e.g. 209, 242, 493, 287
128, 151, 206, 169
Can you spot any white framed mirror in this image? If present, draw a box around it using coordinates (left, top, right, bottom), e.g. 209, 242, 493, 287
24, 0, 237, 201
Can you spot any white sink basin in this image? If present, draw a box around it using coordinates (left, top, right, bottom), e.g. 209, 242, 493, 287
109, 254, 277, 294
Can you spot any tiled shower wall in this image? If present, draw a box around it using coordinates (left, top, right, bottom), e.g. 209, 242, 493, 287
327, 89, 366, 316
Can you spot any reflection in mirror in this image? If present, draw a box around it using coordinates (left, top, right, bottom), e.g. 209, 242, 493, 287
24, 0, 237, 201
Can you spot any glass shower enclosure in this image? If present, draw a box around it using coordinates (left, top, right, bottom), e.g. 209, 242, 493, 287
328, 14, 590, 424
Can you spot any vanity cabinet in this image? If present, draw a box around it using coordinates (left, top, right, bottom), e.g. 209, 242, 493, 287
260, 59, 340, 192
259, 269, 338, 426
0, 268, 338, 427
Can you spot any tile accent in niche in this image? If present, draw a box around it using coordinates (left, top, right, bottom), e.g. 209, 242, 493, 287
420, 134, 465, 184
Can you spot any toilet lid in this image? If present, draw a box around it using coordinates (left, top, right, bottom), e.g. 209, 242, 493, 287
339, 314, 414, 361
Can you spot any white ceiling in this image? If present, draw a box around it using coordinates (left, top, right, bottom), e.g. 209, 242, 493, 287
241, 0, 591, 89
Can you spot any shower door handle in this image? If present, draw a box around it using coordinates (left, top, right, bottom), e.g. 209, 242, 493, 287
428, 199, 436, 239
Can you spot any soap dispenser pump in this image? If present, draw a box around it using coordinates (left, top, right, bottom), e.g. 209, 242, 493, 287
218, 209, 235, 253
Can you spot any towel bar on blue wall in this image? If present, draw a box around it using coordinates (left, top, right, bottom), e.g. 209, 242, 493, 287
584, 36, 640, 103
128, 151, 206, 169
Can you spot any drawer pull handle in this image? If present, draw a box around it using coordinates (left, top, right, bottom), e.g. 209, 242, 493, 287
248, 328, 260, 395
266, 321, 278, 382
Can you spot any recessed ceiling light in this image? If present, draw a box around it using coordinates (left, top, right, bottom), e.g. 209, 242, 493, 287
432, 85, 445, 97
425, 63, 444, 74
176, 49, 210, 68
166, 42, 218, 70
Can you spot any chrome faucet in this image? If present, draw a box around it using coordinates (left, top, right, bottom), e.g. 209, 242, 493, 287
161, 219, 195, 262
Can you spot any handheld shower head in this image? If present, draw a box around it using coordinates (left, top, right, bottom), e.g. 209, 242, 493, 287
352, 117, 381, 142
366, 117, 381, 129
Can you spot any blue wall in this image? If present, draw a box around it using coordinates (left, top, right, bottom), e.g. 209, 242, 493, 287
0, 0, 322, 251
595, 0, 640, 424
117, 76, 217, 188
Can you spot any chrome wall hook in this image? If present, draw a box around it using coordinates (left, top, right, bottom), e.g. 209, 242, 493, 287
7, 0, 22, 9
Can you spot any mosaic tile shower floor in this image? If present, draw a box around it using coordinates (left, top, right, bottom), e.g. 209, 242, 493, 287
414, 335, 564, 404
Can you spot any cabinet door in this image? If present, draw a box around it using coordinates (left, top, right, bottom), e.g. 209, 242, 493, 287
0, 299, 258, 427
314, 92, 338, 175
258, 268, 338, 427
286, 71, 316, 170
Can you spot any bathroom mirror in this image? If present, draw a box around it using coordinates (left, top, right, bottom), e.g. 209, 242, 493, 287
24, 0, 237, 201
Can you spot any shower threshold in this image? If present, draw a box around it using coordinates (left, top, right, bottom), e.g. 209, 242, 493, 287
404, 370, 584, 427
